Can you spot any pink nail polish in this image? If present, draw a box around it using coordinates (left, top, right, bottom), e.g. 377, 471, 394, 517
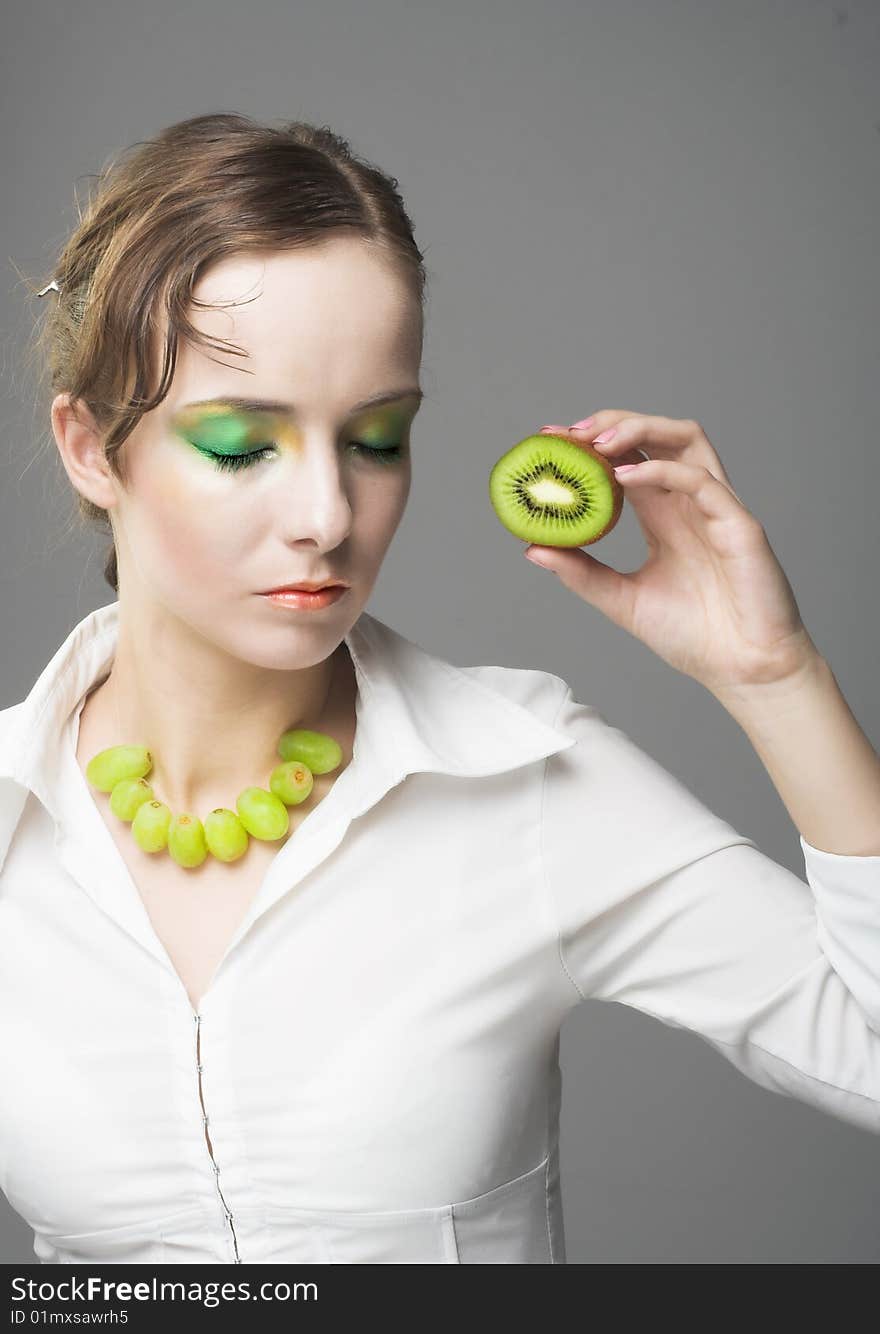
593, 428, 618, 445
570, 416, 596, 430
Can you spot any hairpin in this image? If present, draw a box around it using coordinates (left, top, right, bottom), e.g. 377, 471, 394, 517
36, 279, 62, 298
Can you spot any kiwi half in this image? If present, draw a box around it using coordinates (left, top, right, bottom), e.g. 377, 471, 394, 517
489, 433, 624, 547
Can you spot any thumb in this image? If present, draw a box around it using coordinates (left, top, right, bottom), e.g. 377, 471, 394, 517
524, 545, 636, 632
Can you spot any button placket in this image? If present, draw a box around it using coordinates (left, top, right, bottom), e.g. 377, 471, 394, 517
194, 1011, 242, 1264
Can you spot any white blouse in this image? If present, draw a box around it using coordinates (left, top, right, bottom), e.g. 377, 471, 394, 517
0, 601, 878, 1265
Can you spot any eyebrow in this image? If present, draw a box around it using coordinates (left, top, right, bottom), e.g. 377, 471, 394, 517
176, 387, 424, 417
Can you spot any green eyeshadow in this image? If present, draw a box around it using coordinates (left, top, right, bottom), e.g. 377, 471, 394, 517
172, 407, 278, 455
171, 401, 413, 473
187, 414, 253, 451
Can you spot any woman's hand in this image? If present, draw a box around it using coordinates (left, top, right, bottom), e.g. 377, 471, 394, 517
524, 411, 821, 696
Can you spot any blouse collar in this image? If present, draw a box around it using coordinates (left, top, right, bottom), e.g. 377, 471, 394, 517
0, 601, 576, 869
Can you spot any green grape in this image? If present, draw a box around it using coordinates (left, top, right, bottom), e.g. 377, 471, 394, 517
269, 760, 314, 806
131, 800, 172, 853
236, 787, 289, 841
109, 776, 154, 822
168, 813, 208, 868
85, 745, 153, 793
277, 728, 342, 775
204, 808, 250, 862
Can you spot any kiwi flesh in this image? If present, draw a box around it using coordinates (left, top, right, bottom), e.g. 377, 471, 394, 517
489, 433, 624, 547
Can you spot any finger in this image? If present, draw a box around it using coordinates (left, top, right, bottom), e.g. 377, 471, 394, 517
538, 423, 648, 470
570, 413, 737, 491
567, 410, 640, 434
524, 544, 637, 633
612, 457, 757, 527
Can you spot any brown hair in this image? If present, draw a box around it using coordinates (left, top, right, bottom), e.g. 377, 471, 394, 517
23, 112, 430, 593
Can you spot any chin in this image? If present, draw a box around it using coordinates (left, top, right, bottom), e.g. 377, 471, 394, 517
237, 594, 364, 666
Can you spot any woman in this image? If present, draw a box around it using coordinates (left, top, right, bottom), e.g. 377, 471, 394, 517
0, 112, 878, 1266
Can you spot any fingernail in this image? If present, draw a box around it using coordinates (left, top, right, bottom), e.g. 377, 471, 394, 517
593, 428, 618, 445
570, 416, 596, 430
538, 424, 568, 434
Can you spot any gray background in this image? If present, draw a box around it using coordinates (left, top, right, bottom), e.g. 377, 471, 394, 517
2, 0, 878, 1264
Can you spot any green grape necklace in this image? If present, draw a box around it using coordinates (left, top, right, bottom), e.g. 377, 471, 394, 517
84, 726, 343, 869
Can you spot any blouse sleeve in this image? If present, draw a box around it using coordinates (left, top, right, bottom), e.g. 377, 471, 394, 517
542, 686, 880, 1136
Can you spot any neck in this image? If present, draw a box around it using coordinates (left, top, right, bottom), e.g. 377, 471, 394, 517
82, 603, 354, 815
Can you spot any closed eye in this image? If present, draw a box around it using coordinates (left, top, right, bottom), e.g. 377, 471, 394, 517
202, 439, 405, 473
205, 447, 275, 473
349, 441, 404, 465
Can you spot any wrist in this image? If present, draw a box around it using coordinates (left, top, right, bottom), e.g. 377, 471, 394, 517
707, 645, 832, 728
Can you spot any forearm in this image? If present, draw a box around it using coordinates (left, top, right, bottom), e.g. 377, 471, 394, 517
710, 652, 880, 857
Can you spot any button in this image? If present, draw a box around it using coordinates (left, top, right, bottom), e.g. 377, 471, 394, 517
202, 1114, 209, 1126
197, 1063, 204, 1073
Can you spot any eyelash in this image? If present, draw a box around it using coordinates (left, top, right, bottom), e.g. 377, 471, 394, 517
206, 442, 403, 473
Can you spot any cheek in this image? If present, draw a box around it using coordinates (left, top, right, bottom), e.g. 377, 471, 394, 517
131, 458, 256, 580
352, 465, 410, 555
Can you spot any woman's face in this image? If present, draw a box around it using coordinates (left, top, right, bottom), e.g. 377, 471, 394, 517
107, 239, 423, 669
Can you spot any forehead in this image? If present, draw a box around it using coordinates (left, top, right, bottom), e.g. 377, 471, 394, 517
187, 241, 420, 366
160, 241, 422, 422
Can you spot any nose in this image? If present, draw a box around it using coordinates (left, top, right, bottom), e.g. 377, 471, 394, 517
275, 433, 355, 552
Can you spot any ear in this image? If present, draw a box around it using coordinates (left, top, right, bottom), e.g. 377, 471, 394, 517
51, 393, 119, 511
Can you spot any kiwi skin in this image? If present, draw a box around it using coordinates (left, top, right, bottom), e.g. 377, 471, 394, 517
489, 431, 625, 548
